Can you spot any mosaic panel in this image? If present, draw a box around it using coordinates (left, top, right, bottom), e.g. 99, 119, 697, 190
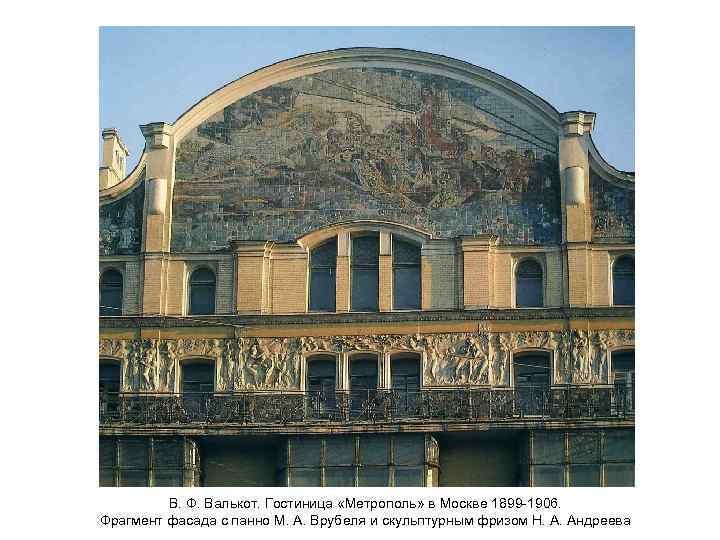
173, 68, 561, 251
99, 172, 145, 255
590, 171, 634, 242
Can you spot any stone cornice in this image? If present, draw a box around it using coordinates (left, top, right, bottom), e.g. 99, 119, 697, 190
99, 307, 634, 329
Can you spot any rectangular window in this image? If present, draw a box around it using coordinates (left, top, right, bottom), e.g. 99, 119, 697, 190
309, 239, 337, 311
393, 238, 421, 310
351, 235, 379, 312
282, 434, 434, 487
527, 430, 633, 487
99, 437, 200, 487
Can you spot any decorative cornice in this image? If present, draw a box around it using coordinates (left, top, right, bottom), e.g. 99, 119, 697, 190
99, 307, 634, 329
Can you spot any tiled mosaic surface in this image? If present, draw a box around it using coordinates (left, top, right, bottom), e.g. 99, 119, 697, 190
590, 171, 634, 242
173, 68, 561, 252
99, 172, 145, 255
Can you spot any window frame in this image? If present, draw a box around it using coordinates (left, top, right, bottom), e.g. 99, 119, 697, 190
392, 237, 422, 311
186, 265, 217, 316
350, 233, 380, 312
611, 253, 635, 307
511, 350, 554, 388
308, 239, 338, 312
100, 267, 124, 316
514, 256, 545, 308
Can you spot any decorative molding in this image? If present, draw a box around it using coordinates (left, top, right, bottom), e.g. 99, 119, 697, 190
100, 329, 633, 392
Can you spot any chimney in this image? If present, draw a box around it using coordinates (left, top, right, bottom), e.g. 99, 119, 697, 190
99, 128, 129, 189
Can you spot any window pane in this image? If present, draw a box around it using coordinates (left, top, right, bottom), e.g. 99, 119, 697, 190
613, 257, 634, 305
100, 270, 123, 316
569, 465, 601, 487
360, 436, 389, 465
118, 438, 148, 469
516, 260, 543, 307
181, 363, 214, 394
289, 468, 321, 487
393, 267, 421, 309
189, 269, 216, 314
605, 463, 634, 487
290, 438, 322, 467
352, 268, 379, 311
153, 439, 183, 469
612, 351, 635, 382
394, 434, 425, 466
325, 467, 356, 487
311, 240, 337, 267
119, 469, 148, 487
190, 284, 215, 314
514, 354, 551, 386
532, 465, 564, 487
325, 437, 355, 466
99, 438, 116, 468
358, 467, 389, 487
351, 235, 379, 312
310, 268, 336, 311
393, 239, 421, 264
394, 467, 424, 487
352, 235, 379, 265
310, 240, 337, 311
604, 430, 634, 462
99, 363, 121, 394
393, 239, 421, 310
99, 468, 116, 487
532, 432, 564, 464
569, 432, 600, 464
153, 470, 183, 487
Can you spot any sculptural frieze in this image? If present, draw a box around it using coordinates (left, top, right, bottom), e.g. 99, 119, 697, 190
99, 328, 633, 391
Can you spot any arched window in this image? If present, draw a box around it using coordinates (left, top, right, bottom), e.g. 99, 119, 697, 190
99, 359, 121, 417
189, 268, 216, 315
100, 269, 123, 316
393, 238, 421, 310
351, 234, 379, 312
181, 361, 215, 395
349, 355, 379, 416
307, 355, 337, 415
612, 350, 635, 414
516, 259, 543, 308
180, 360, 214, 420
309, 239, 337, 311
513, 352, 551, 416
391, 354, 421, 415
513, 352, 551, 387
613, 256, 634, 306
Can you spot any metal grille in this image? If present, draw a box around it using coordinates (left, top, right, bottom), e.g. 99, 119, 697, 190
100, 384, 634, 426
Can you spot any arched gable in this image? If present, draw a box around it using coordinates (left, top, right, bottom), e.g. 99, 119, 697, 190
171, 49, 563, 252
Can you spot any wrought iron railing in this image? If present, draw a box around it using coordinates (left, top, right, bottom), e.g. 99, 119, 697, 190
100, 384, 633, 426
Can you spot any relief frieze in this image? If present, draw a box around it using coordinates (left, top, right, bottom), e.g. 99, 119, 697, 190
99, 329, 633, 392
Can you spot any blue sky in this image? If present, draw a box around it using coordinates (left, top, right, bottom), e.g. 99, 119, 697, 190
100, 27, 634, 172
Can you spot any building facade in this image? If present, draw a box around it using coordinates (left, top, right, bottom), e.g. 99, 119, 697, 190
99, 48, 635, 487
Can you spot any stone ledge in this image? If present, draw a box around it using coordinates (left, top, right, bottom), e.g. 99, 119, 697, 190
99, 307, 634, 328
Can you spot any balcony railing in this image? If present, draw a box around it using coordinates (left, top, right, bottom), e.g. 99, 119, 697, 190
99, 384, 634, 426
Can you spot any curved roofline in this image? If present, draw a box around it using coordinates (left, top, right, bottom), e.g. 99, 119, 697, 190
100, 47, 634, 199
587, 135, 635, 187
170, 47, 562, 141
99, 152, 146, 204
